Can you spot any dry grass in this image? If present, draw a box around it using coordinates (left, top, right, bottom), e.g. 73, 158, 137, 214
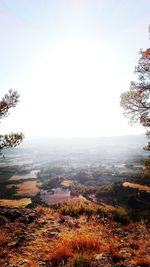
45, 243, 73, 265
0, 230, 9, 245
134, 257, 150, 266
60, 199, 96, 217
14, 180, 40, 196
110, 245, 125, 263
43, 232, 109, 266
69, 234, 104, 253
0, 200, 150, 266
60, 198, 129, 224
61, 179, 74, 187
0, 198, 32, 207
35, 206, 60, 220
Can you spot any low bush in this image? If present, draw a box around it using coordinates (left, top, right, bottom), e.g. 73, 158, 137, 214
70, 234, 102, 253
112, 207, 130, 224
46, 243, 73, 266
60, 201, 95, 217
69, 254, 93, 267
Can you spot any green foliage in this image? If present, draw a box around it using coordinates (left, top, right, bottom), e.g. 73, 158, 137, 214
40, 176, 63, 191
0, 89, 24, 153
60, 201, 96, 217
27, 193, 46, 208
143, 161, 150, 178
120, 49, 150, 126
112, 207, 130, 224
120, 32, 150, 174
59, 199, 131, 223
144, 158, 150, 167
0, 89, 20, 119
0, 133, 24, 150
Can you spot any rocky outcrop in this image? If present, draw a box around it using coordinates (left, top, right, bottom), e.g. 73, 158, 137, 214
0, 206, 37, 224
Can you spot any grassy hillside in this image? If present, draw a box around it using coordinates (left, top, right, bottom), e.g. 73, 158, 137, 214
0, 199, 150, 267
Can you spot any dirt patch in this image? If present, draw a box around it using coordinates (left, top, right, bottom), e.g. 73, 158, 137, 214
123, 182, 150, 192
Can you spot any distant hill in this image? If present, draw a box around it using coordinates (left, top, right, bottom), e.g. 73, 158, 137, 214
4, 135, 148, 162
19, 134, 147, 149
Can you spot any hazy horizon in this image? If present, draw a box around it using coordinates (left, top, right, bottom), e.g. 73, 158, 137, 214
22, 133, 146, 139
18, 133, 147, 150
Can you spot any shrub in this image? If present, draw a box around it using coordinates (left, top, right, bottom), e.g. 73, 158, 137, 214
112, 207, 130, 224
69, 234, 102, 253
69, 254, 93, 267
46, 244, 73, 266
60, 201, 95, 217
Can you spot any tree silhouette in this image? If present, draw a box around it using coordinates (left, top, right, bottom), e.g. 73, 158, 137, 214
120, 33, 150, 177
0, 89, 24, 156
121, 48, 150, 142
120, 49, 150, 127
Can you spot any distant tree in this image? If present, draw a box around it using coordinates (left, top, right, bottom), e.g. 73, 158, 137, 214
120, 31, 150, 177
0, 89, 24, 157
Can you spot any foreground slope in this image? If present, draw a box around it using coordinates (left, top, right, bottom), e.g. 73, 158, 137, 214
0, 199, 150, 267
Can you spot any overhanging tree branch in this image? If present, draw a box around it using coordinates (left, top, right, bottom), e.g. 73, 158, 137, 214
0, 89, 24, 154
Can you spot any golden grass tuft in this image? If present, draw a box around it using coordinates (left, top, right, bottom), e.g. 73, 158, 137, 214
43, 229, 110, 266
69, 234, 103, 253
45, 243, 73, 265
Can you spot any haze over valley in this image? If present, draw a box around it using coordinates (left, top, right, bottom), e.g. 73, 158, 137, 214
0, 135, 148, 207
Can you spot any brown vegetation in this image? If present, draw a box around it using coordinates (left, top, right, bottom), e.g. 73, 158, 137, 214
0, 199, 150, 267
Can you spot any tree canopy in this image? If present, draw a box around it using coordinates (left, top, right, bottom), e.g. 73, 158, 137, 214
120, 48, 150, 128
120, 47, 150, 142
0, 89, 24, 153
120, 34, 150, 177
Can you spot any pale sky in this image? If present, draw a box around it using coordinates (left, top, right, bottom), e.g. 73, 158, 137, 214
0, 0, 150, 137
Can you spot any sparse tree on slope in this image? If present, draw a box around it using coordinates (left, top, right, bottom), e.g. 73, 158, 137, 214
120, 34, 150, 177
0, 89, 24, 156
120, 49, 150, 126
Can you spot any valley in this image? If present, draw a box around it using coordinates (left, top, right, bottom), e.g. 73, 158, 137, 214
0, 137, 150, 267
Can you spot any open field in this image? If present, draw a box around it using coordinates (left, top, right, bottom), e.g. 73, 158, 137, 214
15, 181, 40, 196
61, 179, 74, 187
7, 181, 40, 196
9, 170, 40, 181
0, 198, 31, 207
